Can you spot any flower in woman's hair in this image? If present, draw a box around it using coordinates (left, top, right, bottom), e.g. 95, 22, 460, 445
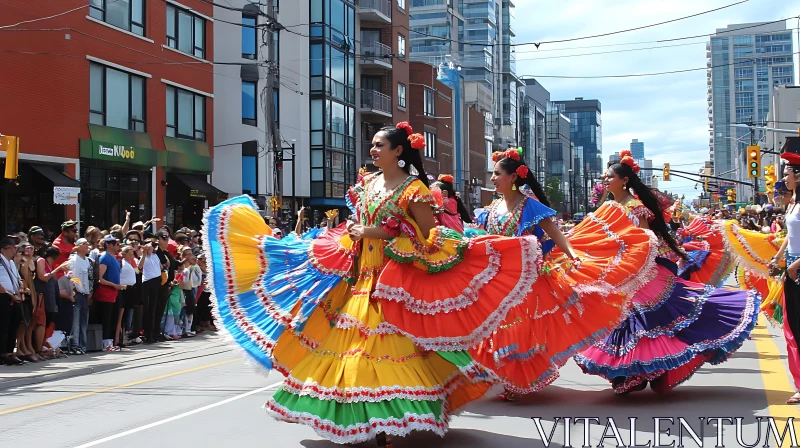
438, 174, 455, 183
396, 122, 413, 136
504, 149, 521, 161
633, 163, 641, 174
408, 133, 426, 150
619, 149, 633, 158
620, 155, 635, 168
515, 165, 529, 178
491, 151, 504, 163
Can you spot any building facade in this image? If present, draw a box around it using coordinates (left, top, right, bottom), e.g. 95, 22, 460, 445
212, 1, 273, 212
275, 0, 411, 225
630, 138, 644, 160
552, 98, 603, 177
409, 0, 521, 153
522, 78, 550, 182
409, 62, 454, 179
708, 21, 795, 201
0, 0, 220, 235
546, 104, 573, 214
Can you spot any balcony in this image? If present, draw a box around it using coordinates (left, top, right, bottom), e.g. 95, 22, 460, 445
360, 41, 392, 69
359, 89, 392, 118
357, 0, 391, 24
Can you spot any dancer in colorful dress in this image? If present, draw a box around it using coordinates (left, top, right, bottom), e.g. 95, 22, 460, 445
430, 174, 472, 233
675, 215, 736, 286
465, 148, 659, 400
768, 148, 800, 403
574, 152, 759, 394
203, 122, 579, 446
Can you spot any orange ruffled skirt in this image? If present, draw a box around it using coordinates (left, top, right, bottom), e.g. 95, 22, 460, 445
378, 201, 658, 394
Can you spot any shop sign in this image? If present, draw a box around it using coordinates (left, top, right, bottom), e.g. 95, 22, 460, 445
80, 139, 166, 167
54, 187, 80, 205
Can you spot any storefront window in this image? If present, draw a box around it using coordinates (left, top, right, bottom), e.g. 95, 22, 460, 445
80, 166, 151, 230
0, 162, 66, 237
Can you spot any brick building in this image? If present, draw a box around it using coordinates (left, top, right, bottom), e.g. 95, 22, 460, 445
0, 0, 221, 235
408, 62, 453, 180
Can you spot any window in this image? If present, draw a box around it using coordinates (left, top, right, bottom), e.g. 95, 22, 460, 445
397, 83, 406, 108
242, 141, 258, 195
90, 0, 145, 36
242, 16, 257, 59
166, 5, 206, 59
424, 131, 436, 159
398, 0, 406, 10
398, 34, 406, 58
424, 88, 435, 117
242, 81, 257, 126
89, 63, 146, 131
166, 86, 206, 141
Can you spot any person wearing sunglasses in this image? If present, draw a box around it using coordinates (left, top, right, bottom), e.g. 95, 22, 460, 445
52, 221, 79, 272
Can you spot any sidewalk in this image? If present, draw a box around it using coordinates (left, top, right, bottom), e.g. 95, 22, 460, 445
0, 332, 226, 389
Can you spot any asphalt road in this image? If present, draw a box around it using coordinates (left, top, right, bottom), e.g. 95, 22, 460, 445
0, 314, 797, 448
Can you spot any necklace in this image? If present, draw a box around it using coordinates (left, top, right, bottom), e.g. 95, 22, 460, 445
487, 198, 525, 236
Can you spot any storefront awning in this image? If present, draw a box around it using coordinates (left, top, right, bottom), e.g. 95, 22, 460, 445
29, 163, 80, 187
173, 173, 227, 200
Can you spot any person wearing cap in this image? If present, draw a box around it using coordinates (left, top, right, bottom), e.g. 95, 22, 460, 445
770, 147, 800, 404
67, 238, 92, 354
95, 235, 125, 351
139, 235, 164, 343
0, 237, 25, 365
52, 220, 79, 272
28, 226, 47, 257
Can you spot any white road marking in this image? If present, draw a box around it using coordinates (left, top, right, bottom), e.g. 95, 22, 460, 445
73, 381, 283, 448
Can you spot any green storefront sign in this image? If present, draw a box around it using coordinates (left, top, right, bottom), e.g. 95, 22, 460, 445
80, 125, 213, 173
80, 139, 167, 167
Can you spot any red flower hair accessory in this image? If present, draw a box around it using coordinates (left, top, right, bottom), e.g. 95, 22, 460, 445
516, 165, 529, 178
491, 151, 504, 163
619, 149, 633, 159
396, 122, 413, 136
620, 155, 636, 169
503, 149, 521, 161
408, 133, 426, 150
438, 174, 455, 183
632, 163, 641, 174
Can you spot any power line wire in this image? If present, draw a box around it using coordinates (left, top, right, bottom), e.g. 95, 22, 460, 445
534, 0, 750, 46
0, 4, 87, 29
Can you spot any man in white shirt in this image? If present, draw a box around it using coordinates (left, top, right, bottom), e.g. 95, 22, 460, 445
68, 238, 92, 354
0, 238, 23, 365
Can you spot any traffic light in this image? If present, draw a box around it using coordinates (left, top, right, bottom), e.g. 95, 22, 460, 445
663, 163, 670, 181
1, 135, 19, 179
704, 176, 709, 192
747, 145, 760, 178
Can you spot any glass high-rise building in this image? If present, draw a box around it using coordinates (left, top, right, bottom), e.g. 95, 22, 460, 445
410, 0, 520, 149
630, 139, 644, 160
708, 22, 794, 200
552, 98, 603, 177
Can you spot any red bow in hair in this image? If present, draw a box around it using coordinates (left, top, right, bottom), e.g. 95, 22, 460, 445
396, 122, 413, 136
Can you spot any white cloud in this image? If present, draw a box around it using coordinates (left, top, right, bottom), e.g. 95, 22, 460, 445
514, 0, 799, 200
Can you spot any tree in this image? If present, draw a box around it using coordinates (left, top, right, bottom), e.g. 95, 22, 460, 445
543, 178, 565, 209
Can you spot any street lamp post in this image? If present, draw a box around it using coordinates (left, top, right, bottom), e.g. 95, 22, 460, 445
568, 168, 574, 215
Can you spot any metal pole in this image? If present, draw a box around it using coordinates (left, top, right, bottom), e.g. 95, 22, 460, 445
750, 118, 758, 204
265, 0, 281, 216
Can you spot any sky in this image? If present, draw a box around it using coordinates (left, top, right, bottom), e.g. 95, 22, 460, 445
514, 0, 799, 201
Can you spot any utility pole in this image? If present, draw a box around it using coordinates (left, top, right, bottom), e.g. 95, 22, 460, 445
264, 0, 281, 217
